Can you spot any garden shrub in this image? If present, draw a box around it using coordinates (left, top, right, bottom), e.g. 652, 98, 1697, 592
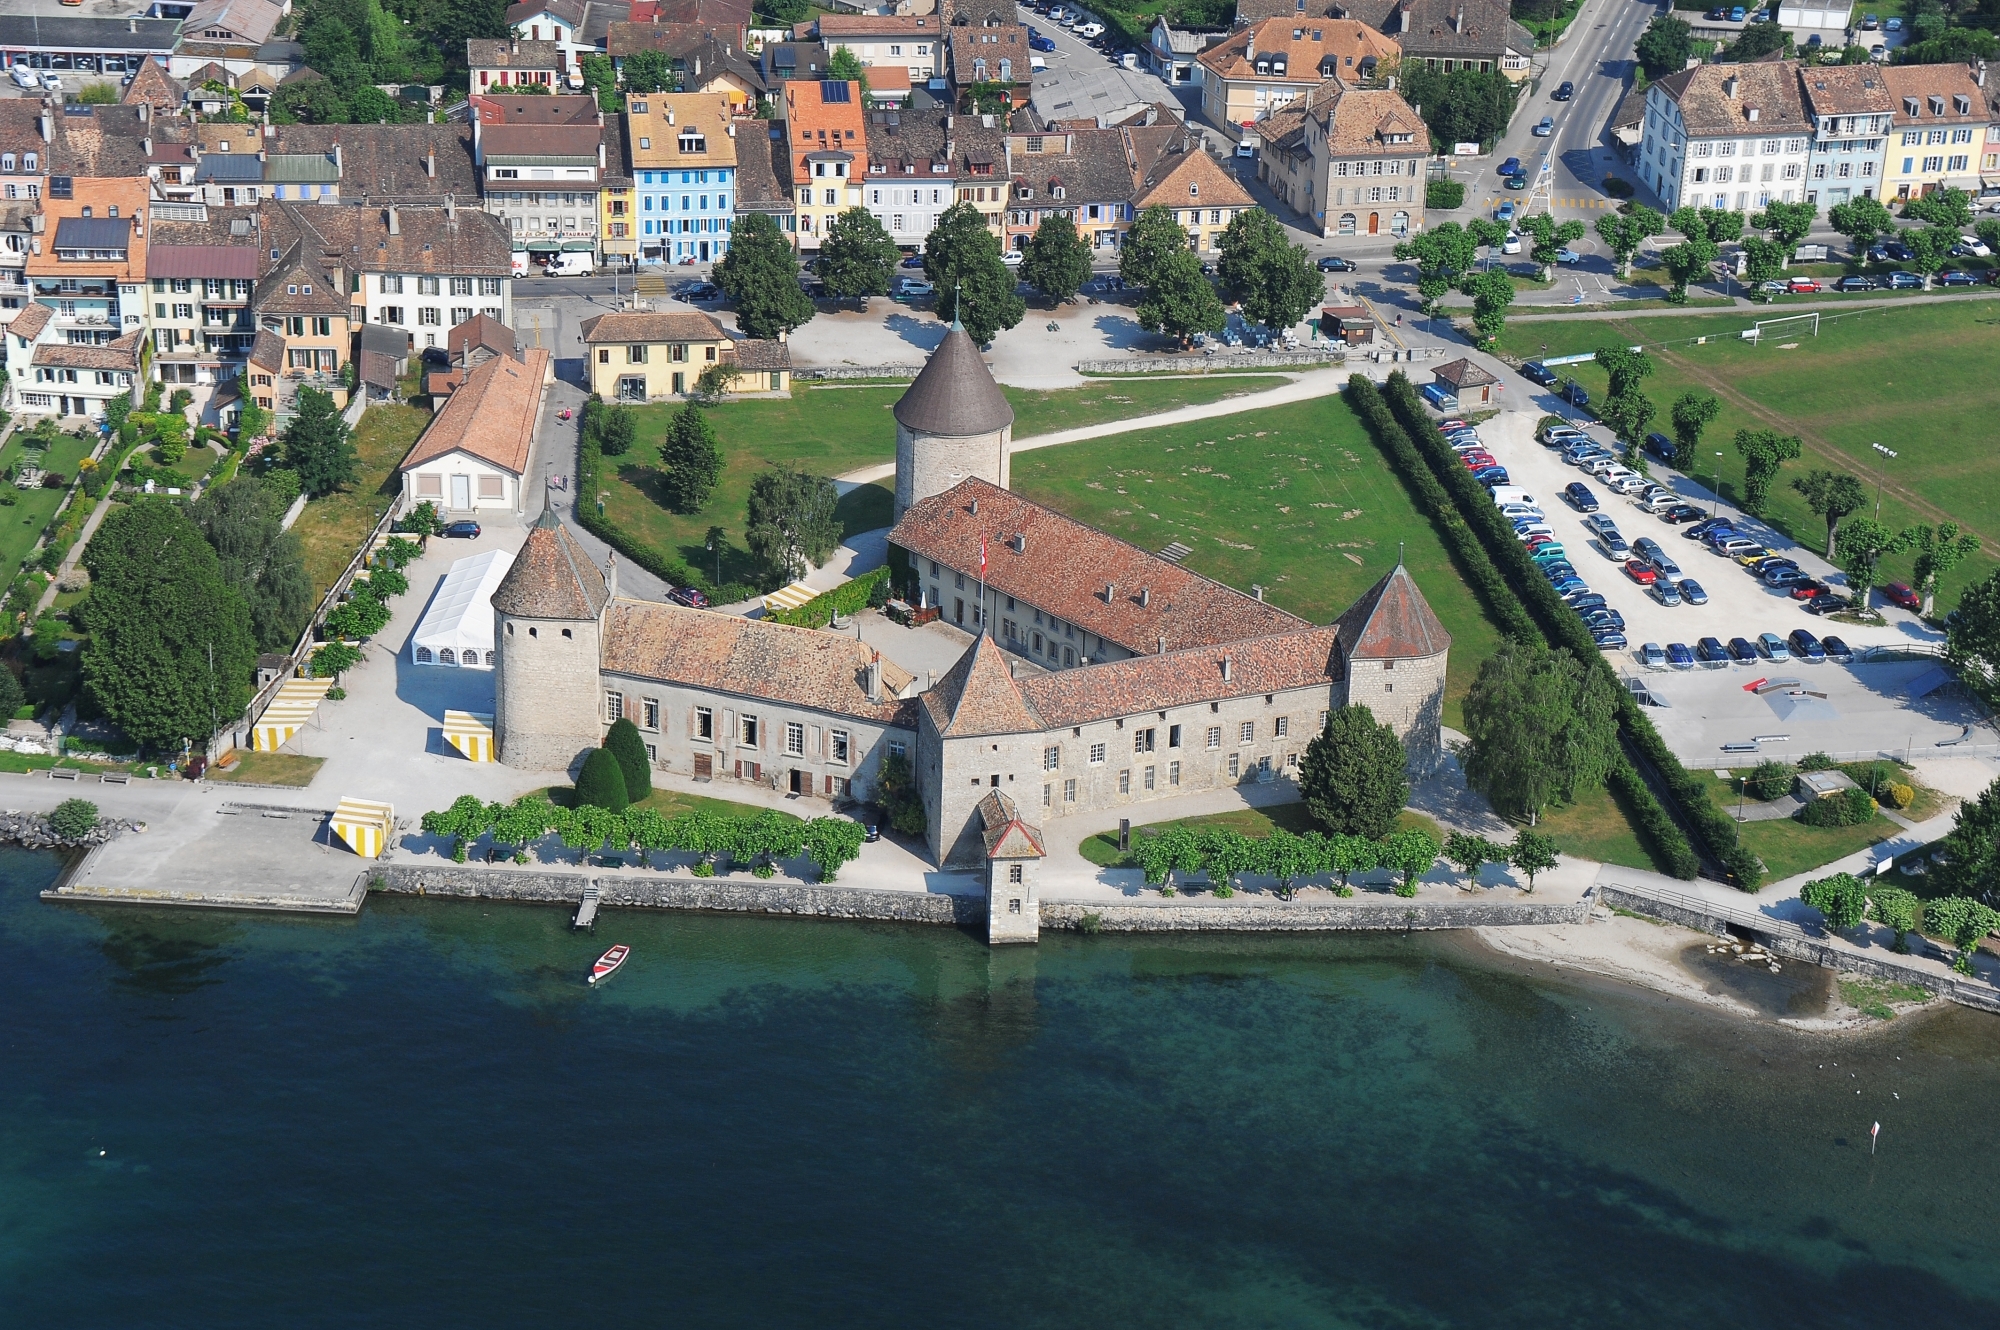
1747, 760, 1794, 802
1796, 786, 1875, 828
1882, 781, 1915, 810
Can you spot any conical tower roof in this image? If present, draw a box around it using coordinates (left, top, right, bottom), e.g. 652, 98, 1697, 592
1333, 563, 1450, 660
920, 633, 1043, 738
491, 504, 610, 620
893, 325, 1014, 437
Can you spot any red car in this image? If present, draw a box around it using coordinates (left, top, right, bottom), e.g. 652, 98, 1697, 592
1524, 534, 1559, 553
1788, 579, 1829, 600
1788, 277, 1821, 293
1460, 452, 1497, 469
1623, 559, 1658, 585
1883, 582, 1921, 611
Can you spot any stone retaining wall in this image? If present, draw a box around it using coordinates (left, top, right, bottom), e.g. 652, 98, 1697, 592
793, 366, 922, 382
1039, 897, 1589, 932
1075, 350, 1341, 375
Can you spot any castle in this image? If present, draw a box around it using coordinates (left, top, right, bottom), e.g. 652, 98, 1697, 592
489, 323, 1448, 933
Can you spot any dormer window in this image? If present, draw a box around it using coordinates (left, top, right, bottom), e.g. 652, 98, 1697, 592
632, 101, 648, 114
219, 142, 229, 152
81, 206, 92, 217
0, 155, 12, 172
302, 284, 311, 293
679, 131, 706, 153
288, 284, 298, 294
22, 153, 35, 170
1955, 93, 1972, 115
1189, 182, 1199, 197
1052, 184, 1064, 199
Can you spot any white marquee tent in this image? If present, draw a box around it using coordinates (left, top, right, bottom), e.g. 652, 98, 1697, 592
410, 549, 514, 669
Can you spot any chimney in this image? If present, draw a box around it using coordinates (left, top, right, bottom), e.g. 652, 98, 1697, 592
39, 110, 52, 142
1139, 587, 1150, 607
1157, 636, 1166, 655
511, 37, 519, 54
598, 140, 606, 169
969, 497, 979, 515
1221, 655, 1232, 682
129, 16, 136, 31
265, 120, 274, 138
258, 148, 267, 162
387, 205, 400, 235
866, 653, 882, 703
445, 195, 456, 221
1979, 61, 1989, 88
1747, 105, 1759, 122
426, 148, 436, 178
1011, 532, 1025, 553
1105, 581, 1116, 603
727, 122, 736, 137
1723, 75, 1739, 98
142, 137, 152, 157
1246, 34, 1255, 60
138, 101, 150, 125
334, 142, 344, 174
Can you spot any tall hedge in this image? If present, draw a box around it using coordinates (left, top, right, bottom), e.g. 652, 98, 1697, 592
604, 717, 652, 802
1369, 372, 1757, 886
575, 746, 630, 813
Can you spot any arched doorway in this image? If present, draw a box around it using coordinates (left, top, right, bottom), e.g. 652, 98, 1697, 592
1338, 213, 1357, 235
1367, 212, 1379, 235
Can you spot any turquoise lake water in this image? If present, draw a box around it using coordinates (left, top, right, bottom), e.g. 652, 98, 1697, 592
3, 845, 1996, 1327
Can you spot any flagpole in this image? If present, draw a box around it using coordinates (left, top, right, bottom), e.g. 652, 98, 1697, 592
979, 536, 988, 637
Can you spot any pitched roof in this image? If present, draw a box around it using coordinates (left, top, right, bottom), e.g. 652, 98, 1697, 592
473, 92, 603, 125
508, 0, 588, 26
479, 121, 604, 165
733, 120, 793, 211
1197, 17, 1399, 84
626, 92, 737, 170
1007, 124, 1147, 205
580, 310, 727, 344
1331, 564, 1450, 660
491, 508, 611, 619
449, 312, 519, 364
1880, 62, 1984, 124
147, 244, 260, 280
1432, 357, 1497, 388
32, 330, 142, 372
1134, 139, 1254, 210
271, 122, 481, 203
921, 633, 1045, 737
400, 347, 549, 477
977, 789, 1045, 858
8, 302, 52, 344
893, 326, 1013, 435
261, 199, 512, 277
817, 13, 939, 36
605, 19, 715, 58
248, 327, 285, 371
1798, 65, 1894, 119
599, 600, 918, 724
467, 37, 565, 69
946, 22, 1029, 85
121, 60, 186, 113
890, 478, 1308, 656
1262, 79, 1429, 158
1392, 0, 1535, 59
1650, 60, 1807, 137
1018, 625, 1343, 728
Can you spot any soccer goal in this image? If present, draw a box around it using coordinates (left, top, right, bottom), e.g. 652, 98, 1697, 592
1739, 312, 1820, 343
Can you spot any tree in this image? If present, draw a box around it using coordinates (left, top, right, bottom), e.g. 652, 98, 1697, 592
714, 212, 816, 340
235, 398, 271, 445
1921, 895, 2000, 975
1659, 238, 1713, 303
1903, 223, 1960, 288
604, 717, 652, 802
657, 401, 722, 514
580, 53, 620, 111
1934, 776, 2000, 902
1443, 832, 1501, 888
1594, 345, 1653, 401
1752, 200, 1817, 263
575, 746, 630, 813
1463, 268, 1515, 346
1834, 515, 1907, 608
1460, 641, 1620, 824
1903, 185, 1972, 230
81, 502, 257, 750
1519, 212, 1586, 282
1601, 391, 1657, 451
1298, 704, 1408, 840
48, 798, 100, 840
1635, 13, 1693, 77
875, 750, 926, 834
281, 387, 357, 498
1396, 64, 1515, 148
1380, 826, 1440, 898
1827, 196, 1894, 257
802, 817, 865, 882
582, 396, 635, 457
1135, 247, 1226, 346
1801, 871, 1870, 932
1328, 833, 1377, 892
1216, 208, 1325, 330
1508, 828, 1560, 893
1595, 205, 1665, 277
1946, 568, 2000, 711
622, 49, 675, 93
1395, 221, 1483, 320
1791, 470, 1868, 558
1867, 885, 1921, 953
826, 45, 870, 99
1740, 235, 1788, 287
1732, 427, 1802, 515
1894, 26, 2000, 65
1726, 19, 1791, 60
921, 202, 1024, 344
1118, 205, 1189, 289
1669, 391, 1720, 471
0, 663, 23, 722
818, 206, 900, 300
190, 475, 314, 652
1019, 214, 1093, 305
1902, 520, 1981, 617
745, 468, 841, 581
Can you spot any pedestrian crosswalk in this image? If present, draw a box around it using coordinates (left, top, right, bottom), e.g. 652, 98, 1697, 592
1481, 197, 1616, 210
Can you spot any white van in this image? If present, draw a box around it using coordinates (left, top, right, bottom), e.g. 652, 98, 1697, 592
545, 251, 594, 277
510, 250, 530, 277
1489, 486, 1535, 507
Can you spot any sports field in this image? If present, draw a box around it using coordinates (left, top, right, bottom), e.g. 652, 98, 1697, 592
1496, 299, 2000, 606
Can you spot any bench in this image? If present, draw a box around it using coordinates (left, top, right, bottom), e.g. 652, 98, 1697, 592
48, 767, 79, 781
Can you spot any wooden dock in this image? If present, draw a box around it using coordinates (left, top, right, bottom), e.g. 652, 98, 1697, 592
573, 885, 599, 930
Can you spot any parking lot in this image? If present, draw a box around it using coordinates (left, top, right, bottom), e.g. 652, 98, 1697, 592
1460, 401, 1941, 672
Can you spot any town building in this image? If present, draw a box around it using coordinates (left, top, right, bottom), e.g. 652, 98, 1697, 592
398, 345, 553, 515
0, 16, 181, 83
785, 78, 869, 249
467, 37, 567, 93
426, 311, 521, 396
945, 12, 1030, 107
674, 37, 770, 114
267, 121, 482, 206
811, 14, 942, 80
506, 0, 637, 83
891, 321, 1012, 523
251, 215, 354, 417
599, 111, 636, 265
1431, 357, 1499, 406
863, 106, 1000, 250
10, 302, 141, 423
1798, 64, 1892, 207
1000, 120, 1167, 254
733, 118, 796, 241
1639, 62, 1811, 213
1880, 62, 1986, 201
122, 60, 188, 118
1131, 137, 1255, 253
1254, 76, 1430, 237
1195, 18, 1399, 132
626, 91, 737, 263
1147, 18, 1226, 87
145, 209, 260, 419
24, 174, 151, 358
170, 0, 290, 79
472, 94, 606, 260
1234, 0, 1531, 82
580, 308, 788, 399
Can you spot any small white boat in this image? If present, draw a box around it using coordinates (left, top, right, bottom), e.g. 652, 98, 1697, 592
589, 944, 629, 985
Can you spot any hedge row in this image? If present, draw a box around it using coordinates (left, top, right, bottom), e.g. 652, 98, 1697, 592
768, 565, 891, 629
573, 434, 762, 605
1375, 371, 1760, 887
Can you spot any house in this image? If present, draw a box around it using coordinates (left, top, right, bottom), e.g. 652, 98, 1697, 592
1148, 18, 1226, 87
170, 0, 289, 78
23, 175, 151, 353
1131, 137, 1254, 254
145, 209, 261, 421
1000, 119, 1175, 254
467, 37, 568, 92
242, 327, 282, 415
581, 309, 787, 399
121, 60, 187, 117
0, 16, 181, 84
426, 312, 521, 396
1798, 64, 1892, 207
812, 14, 942, 80
1318, 299, 1374, 344
1639, 62, 1812, 213
1609, 83, 1648, 151
946, 14, 1030, 107
10, 300, 141, 421
471, 94, 607, 261
732, 119, 796, 242
1431, 357, 1499, 405
250, 218, 354, 416
398, 346, 553, 515
756, 40, 832, 87
357, 322, 411, 400
674, 37, 769, 113
506, 0, 636, 80
785, 78, 869, 250
862, 105, 1003, 249
599, 110, 636, 265
864, 66, 913, 106
626, 91, 737, 264
1243, 0, 1533, 80
268, 122, 482, 206
1254, 77, 1429, 237
1880, 62, 1985, 201
1196, 18, 1399, 132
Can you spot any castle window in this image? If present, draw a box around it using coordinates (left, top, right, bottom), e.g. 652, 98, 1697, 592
1205, 726, 1221, 750
1044, 783, 1052, 806
1063, 778, 1077, 802
1043, 745, 1060, 770
529, 627, 538, 637
888, 740, 907, 760
742, 716, 760, 746
1168, 761, 1180, 786
562, 629, 573, 639
1009, 864, 1023, 884
606, 692, 624, 721
1143, 766, 1155, 791
643, 699, 659, 730
785, 722, 804, 755
1385, 682, 1394, 693
1168, 724, 1181, 748
696, 707, 714, 738
1384, 660, 1394, 670
1228, 753, 1240, 777
506, 623, 514, 636
1239, 721, 1254, 744
1118, 769, 1130, 794
831, 729, 850, 763
1089, 743, 1106, 765
1274, 717, 1289, 738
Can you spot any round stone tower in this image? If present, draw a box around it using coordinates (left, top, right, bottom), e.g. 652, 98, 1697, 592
491, 505, 611, 773
893, 319, 1015, 520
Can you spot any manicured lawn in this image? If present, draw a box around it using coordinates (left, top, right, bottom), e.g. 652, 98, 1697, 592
207, 752, 325, 786
1494, 300, 2000, 608
535, 783, 789, 821
295, 403, 429, 598
1533, 783, 1669, 875
602, 377, 1291, 588
1700, 777, 1896, 881
1010, 395, 1508, 728
0, 430, 95, 578
1078, 804, 1444, 868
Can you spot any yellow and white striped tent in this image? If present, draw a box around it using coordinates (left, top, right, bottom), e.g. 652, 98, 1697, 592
252, 676, 333, 752
761, 580, 818, 615
443, 710, 496, 763
330, 797, 395, 858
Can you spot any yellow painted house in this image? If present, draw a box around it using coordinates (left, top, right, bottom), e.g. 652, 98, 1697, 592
581, 309, 791, 401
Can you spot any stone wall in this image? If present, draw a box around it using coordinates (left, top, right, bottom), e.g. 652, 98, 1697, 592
1039, 898, 1590, 932
496, 608, 604, 772
1074, 351, 1343, 374
894, 420, 1010, 521
794, 366, 922, 382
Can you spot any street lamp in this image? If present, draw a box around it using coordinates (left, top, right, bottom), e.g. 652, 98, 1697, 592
1711, 451, 1724, 517
1871, 441, 1898, 518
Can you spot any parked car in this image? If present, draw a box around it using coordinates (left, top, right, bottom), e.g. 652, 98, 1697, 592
1639, 641, 1667, 667
1533, 116, 1555, 136
1555, 248, 1583, 265
1757, 631, 1791, 660
1685, 517, 1734, 540
1642, 432, 1676, 462
1471, 466, 1511, 486
667, 586, 711, 608
1956, 234, 1991, 257
1883, 240, 1915, 261
1552, 80, 1574, 100
1788, 579, 1830, 600
1582, 513, 1621, 538
1317, 255, 1357, 272
1624, 559, 1658, 585
1582, 608, 1626, 630
1524, 361, 1561, 387
1804, 592, 1848, 614
1496, 200, 1517, 223
893, 277, 936, 298
1886, 270, 1922, 289
1031, 33, 1057, 49
1593, 630, 1630, 650
1651, 580, 1683, 607
1714, 537, 1764, 558
1766, 567, 1812, 589
1677, 579, 1708, 605
678, 281, 721, 300
1939, 270, 1981, 286
1563, 482, 1600, 512
1886, 14, 1903, 27
443, 520, 482, 539
1661, 504, 1707, 524
1788, 628, 1827, 661
1560, 379, 1590, 407
1883, 581, 1921, 610
1731, 545, 1775, 566
1821, 634, 1854, 663
1727, 636, 1760, 662
1566, 592, 1607, 611
1787, 277, 1821, 293
1551, 577, 1590, 596
1697, 635, 1731, 663
8, 64, 39, 90
1667, 642, 1696, 668
1598, 533, 1633, 559
1836, 275, 1877, 292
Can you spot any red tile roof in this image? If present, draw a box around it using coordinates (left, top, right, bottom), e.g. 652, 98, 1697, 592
1018, 626, 1343, 729
492, 508, 611, 619
920, 632, 1044, 738
400, 347, 550, 477
1332, 564, 1450, 660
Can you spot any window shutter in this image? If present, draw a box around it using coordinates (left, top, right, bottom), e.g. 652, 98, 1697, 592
687, 707, 696, 739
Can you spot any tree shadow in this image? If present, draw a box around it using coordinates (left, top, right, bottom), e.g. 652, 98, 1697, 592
884, 311, 949, 353
836, 482, 892, 540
